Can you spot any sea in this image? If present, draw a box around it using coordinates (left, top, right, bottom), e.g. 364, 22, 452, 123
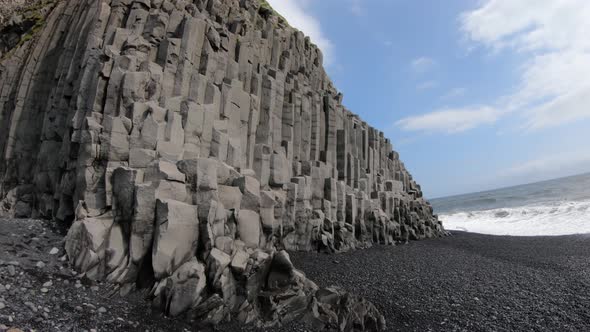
430, 172, 590, 236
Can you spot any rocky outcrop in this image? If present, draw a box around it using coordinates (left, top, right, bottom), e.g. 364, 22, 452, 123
0, 0, 445, 329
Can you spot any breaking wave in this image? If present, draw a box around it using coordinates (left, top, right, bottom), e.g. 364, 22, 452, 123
439, 199, 590, 236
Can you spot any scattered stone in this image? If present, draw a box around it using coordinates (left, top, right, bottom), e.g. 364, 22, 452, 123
98, 307, 107, 314
24, 301, 37, 312
0, 0, 449, 330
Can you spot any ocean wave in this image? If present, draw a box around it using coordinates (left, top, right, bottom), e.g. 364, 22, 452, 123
439, 200, 590, 236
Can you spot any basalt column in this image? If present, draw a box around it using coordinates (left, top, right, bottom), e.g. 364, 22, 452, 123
0, 0, 445, 329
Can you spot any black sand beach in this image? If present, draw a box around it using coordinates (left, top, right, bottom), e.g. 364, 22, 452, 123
290, 232, 590, 332
1, 218, 589, 331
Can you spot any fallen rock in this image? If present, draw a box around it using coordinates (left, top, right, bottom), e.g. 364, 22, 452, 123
237, 210, 261, 248
152, 259, 206, 317
152, 199, 200, 279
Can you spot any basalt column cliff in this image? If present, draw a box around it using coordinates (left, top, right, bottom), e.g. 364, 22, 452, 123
0, 0, 445, 329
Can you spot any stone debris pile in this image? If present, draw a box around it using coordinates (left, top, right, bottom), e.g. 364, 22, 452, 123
0, 0, 445, 329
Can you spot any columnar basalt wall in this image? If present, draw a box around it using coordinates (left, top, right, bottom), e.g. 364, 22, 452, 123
0, 0, 445, 328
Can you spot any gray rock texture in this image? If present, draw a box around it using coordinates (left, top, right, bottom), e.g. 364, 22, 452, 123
0, 0, 446, 329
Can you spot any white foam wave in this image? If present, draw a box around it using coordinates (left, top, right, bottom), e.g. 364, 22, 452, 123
439, 200, 590, 236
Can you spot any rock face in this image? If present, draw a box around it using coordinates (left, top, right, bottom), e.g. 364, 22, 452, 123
0, 0, 445, 329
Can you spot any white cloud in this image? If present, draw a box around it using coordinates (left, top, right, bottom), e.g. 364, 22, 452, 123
416, 80, 438, 90
461, 0, 590, 130
461, 0, 590, 52
396, 106, 500, 134
410, 56, 435, 73
266, 0, 334, 65
499, 151, 590, 185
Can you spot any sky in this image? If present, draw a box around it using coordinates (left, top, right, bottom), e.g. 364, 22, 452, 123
266, 0, 590, 198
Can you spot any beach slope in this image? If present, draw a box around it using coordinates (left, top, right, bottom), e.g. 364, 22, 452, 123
290, 232, 590, 331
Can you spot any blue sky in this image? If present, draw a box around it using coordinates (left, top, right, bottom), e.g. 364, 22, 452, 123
266, 0, 590, 198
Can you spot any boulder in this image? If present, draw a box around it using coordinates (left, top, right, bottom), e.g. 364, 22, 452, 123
177, 158, 218, 191
65, 212, 114, 280
155, 180, 188, 202
217, 162, 241, 185
267, 250, 296, 290
152, 199, 200, 279
234, 176, 260, 210
129, 148, 157, 168
218, 185, 242, 211
215, 236, 234, 255
237, 210, 261, 248
153, 259, 207, 317
145, 160, 186, 183
206, 248, 231, 287
230, 249, 249, 275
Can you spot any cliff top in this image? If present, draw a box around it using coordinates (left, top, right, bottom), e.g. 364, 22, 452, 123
258, 0, 289, 26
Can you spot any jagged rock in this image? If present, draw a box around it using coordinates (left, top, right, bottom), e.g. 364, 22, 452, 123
237, 210, 261, 248
267, 250, 296, 290
152, 258, 206, 317
234, 175, 260, 210
218, 185, 242, 211
145, 160, 186, 183
152, 199, 199, 279
177, 158, 218, 191
230, 249, 249, 275
206, 248, 231, 287
214, 236, 234, 255
0, 0, 446, 329
309, 287, 386, 331
65, 212, 114, 280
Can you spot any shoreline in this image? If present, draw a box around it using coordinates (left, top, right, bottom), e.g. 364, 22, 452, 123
1, 219, 589, 331
288, 231, 590, 331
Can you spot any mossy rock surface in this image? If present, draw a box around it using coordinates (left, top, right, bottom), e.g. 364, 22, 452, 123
1, 0, 57, 60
